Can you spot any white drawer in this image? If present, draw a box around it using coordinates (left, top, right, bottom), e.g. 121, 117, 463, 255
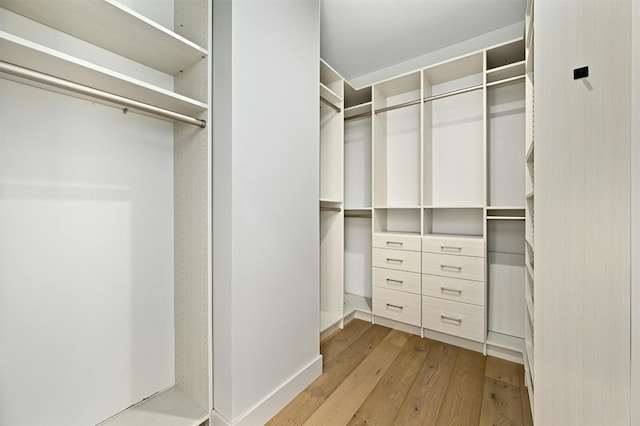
372, 233, 421, 251
422, 252, 485, 282
372, 247, 421, 273
422, 296, 484, 342
373, 267, 421, 294
422, 235, 484, 258
422, 274, 485, 306
373, 287, 421, 327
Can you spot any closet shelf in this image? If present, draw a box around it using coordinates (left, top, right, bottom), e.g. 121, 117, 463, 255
344, 102, 372, 119
487, 216, 526, 220
486, 331, 524, 353
343, 293, 372, 317
425, 205, 484, 209
0, 0, 208, 76
526, 140, 535, 162
0, 31, 207, 117
486, 60, 526, 84
320, 82, 342, 106
99, 386, 207, 426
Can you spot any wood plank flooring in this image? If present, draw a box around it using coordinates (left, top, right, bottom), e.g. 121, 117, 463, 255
268, 320, 533, 426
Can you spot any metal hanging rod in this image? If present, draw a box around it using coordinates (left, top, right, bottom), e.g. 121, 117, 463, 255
344, 111, 372, 121
423, 84, 483, 103
320, 96, 341, 113
374, 99, 421, 115
486, 74, 525, 88
0, 61, 207, 128
345, 213, 372, 218
374, 83, 485, 115
320, 206, 342, 212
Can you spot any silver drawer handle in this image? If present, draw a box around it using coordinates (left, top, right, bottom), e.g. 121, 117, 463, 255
440, 263, 462, 271
441, 245, 462, 252
386, 278, 404, 285
386, 258, 403, 264
441, 287, 462, 294
386, 241, 403, 247
441, 315, 462, 323
387, 303, 403, 310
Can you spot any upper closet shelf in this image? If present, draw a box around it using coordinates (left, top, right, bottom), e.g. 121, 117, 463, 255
344, 102, 371, 119
486, 60, 525, 84
0, 31, 207, 117
320, 82, 342, 106
0, 0, 208, 76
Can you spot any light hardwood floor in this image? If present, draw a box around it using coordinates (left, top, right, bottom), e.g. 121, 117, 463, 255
268, 319, 533, 426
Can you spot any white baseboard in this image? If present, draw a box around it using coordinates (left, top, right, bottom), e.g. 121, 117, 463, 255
211, 355, 323, 426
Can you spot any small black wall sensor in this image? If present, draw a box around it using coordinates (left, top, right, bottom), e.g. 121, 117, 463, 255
574, 66, 589, 79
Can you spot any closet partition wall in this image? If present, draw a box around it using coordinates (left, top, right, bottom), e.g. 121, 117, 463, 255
0, 1, 211, 425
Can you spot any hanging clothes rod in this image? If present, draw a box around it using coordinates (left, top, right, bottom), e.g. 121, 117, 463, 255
374, 99, 421, 114
423, 84, 483, 103
486, 74, 525, 88
0, 61, 207, 128
374, 84, 485, 115
320, 206, 342, 212
320, 96, 341, 113
345, 214, 372, 218
344, 111, 372, 121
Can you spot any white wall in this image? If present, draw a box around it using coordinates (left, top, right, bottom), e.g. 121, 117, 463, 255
212, 0, 321, 424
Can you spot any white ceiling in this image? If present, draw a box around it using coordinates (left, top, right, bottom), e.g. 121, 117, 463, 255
321, 0, 526, 81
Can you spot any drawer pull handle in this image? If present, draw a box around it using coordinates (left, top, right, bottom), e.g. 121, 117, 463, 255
386, 258, 403, 264
387, 303, 403, 310
386, 278, 404, 285
441, 315, 462, 324
441, 245, 462, 252
441, 287, 462, 295
386, 241, 403, 247
440, 263, 462, 271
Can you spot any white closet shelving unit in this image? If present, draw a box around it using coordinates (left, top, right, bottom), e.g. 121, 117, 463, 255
0, 0, 211, 425
319, 59, 344, 335
322, 37, 529, 363
343, 82, 373, 322
523, 0, 535, 413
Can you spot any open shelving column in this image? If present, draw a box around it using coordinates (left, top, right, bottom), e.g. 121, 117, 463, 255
0, 1, 211, 425
343, 82, 374, 321
319, 59, 344, 336
484, 39, 527, 362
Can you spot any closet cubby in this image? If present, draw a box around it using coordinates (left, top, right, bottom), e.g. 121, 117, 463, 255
423, 207, 484, 237
486, 39, 525, 86
373, 71, 421, 207
423, 53, 484, 207
487, 79, 526, 207
486, 220, 526, 354
344, 216, 373, 318
344, 84, 372, 210
373, 208, 421, 234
